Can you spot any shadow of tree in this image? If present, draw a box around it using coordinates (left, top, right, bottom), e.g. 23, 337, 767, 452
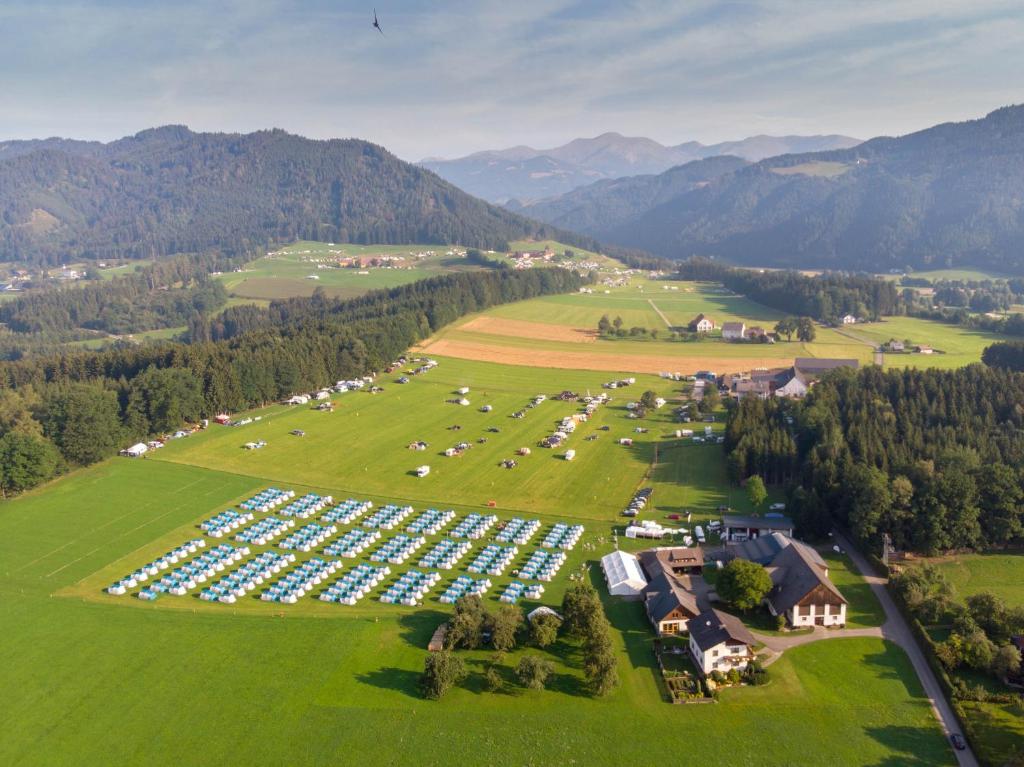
355, 666, 422, 699
863, 725, 956, 767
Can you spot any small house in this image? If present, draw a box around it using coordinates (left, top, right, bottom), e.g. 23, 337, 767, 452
721, 322, 746, 340
643, 572, 701, 635
916, 345, 934, 355
688, 609, 757, 675
841, 314, 857, 325
888, 340, 906, 352
688, 314, 715, 333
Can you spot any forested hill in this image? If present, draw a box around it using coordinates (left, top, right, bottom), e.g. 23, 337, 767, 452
507, 156, 749, 237
0, 126, 598, 265
537, 105, 1024, 275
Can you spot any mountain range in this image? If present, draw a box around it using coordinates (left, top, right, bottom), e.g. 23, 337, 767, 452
0, 127, 594, 265
420, 132, 861, 203
513, 105, 1024, 275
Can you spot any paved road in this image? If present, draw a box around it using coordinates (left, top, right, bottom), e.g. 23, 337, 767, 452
834, 530, 978, 767
752, 625, 883, 665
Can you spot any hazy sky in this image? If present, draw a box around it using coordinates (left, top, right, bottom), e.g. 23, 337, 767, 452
2, 0, 1023, 160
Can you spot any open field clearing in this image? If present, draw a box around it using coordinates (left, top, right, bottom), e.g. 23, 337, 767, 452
418, 337, 811, 375
459, 316, 598, 343
850, 317, 1011, 369
0, 454, 952, 766
216, 241, 486, 302
917, 551, 1024, 605
770, 161, 851, 178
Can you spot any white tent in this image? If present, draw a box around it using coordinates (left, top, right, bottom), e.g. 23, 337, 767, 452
600, 550, 648, 597
123, 442, 148, 458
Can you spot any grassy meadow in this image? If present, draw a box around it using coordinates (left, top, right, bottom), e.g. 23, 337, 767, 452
0, 454, 952, 766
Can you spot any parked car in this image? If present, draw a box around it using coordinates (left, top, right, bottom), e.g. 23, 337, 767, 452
950, 734, 966, 751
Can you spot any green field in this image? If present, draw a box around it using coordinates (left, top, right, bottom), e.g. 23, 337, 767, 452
0, 451, 952, 766
920, 551, 1024, 605
421, 277, 1012, 375
846, 317, 1011, 369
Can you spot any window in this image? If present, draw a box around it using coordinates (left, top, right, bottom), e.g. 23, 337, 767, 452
712, 649, 719, 657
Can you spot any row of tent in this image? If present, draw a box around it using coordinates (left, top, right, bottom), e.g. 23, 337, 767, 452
519, 549, 567, 582
260, 558, 341, 604
201, 509, 254, 538
325, 528, 380, 558
279, 493, 334, 519
495, 517, 541, 545
319, 564, 391, 605
279, 523, 337, 552
363, 504, 415, 530
321, 498, 373, 526
418, 538, 472, 570
380, 569, 441, 605
541, 523, 585, 550
439, 576, 491, 604
199, 552, 295, 603
500, 581, 544, 604
450, 513, 498, 540
406, 508, 456, 536
467, 544, 518, 576
236, 516, 294, 545
240, 488, 294, 513
138, 544, 248, 600
370, 534, 426, 565
107, 538, 207, 594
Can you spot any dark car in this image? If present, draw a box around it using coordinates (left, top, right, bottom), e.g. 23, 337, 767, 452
950, 734, 966, 751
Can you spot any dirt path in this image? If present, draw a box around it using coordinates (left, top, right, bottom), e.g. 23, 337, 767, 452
833, 326, 884, 365
647, 299, 675, 330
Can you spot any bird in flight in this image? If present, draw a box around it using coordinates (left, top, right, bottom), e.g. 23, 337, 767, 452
373, 9, 384, 35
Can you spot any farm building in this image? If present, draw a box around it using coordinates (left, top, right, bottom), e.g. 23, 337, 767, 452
721, 322, 746, 340
637, 546, 704, 577
765, 540, 847, 627
427, 623, 448, 652
688, 608, 757, 675
643, 571, 702, 635
600, 550, 648, 597
721, 513, 794, 541
841, 314, 858, 324
688, 314, 715, 333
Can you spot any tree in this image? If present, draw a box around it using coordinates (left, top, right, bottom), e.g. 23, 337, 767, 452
126, 366, 205, 435
745, 476, 767, 509
960, 629, 997, 671
420, 650, 467, 700
515, 655, 554, 690
612, 316, 623, 330
774, 317, 797, 341
529, 612, 562, 648
597, 314, 612, 335
0, 432, 61, 495
639, 390, 659, 411
991, 644, 1022, 680
561, 582, 602, 638
966, 592, 1012, 643
796, 317, 817, 342
489, 605, 523, 652
446, 595, 489, 650
699, 384, 720, 413
39, 384, 123, 466
716, 559, 772, 611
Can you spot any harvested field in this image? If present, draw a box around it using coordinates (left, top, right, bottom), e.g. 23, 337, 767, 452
458, 316, 598, 343
417, 337, 791, 375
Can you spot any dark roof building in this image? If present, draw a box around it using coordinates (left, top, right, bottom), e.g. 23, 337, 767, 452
637, 546, 704, 578
765, 540, 847, 627
643, 571, 703, 635
688, 608, 757, 653
721, 513, 795, 541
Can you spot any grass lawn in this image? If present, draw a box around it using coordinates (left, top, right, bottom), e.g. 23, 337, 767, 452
849, 317, 1012, 369
822, 551, 887, 629
0, 456, 954, 765
917, 551, 1024, 604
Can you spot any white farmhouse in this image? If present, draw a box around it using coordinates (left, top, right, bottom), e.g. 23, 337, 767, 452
688, 608, 758, 675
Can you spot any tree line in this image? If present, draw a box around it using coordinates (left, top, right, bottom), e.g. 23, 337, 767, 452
669, 258, 904, 323
724, 365, 1024, 554
0, 267, 585, 496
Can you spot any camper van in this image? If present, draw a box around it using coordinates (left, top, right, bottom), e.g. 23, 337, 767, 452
695, 525, 706, 543
564, 450, 576, 461
415, 465, 431, 478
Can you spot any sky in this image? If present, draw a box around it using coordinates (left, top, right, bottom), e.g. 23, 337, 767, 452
2, 0, 1023, 160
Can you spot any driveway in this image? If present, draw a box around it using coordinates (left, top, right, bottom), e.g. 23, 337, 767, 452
834, 531, 979, 767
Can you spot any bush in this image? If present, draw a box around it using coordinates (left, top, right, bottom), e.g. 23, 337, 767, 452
483, 666, 503, 693
744, 659, 769, 686
516, 655, 554, 690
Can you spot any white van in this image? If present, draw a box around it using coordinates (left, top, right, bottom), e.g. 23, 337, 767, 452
695, 525, 706, 543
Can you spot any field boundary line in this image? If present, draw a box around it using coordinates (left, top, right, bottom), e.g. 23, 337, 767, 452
647, 299, 674, 329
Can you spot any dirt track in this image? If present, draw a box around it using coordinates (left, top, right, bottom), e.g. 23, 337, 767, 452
418, 337, 791, 375
458, 316, 598, 344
